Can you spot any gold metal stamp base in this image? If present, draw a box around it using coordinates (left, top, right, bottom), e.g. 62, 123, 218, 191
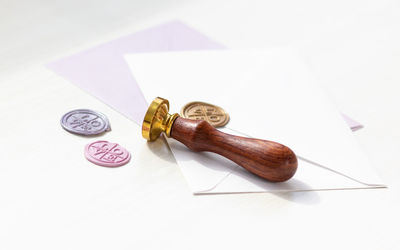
142, 97, 179, 141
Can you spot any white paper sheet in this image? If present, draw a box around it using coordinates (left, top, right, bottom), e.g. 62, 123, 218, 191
125, 49, 385, 194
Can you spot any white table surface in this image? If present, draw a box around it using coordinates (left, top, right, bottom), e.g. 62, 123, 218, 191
1, 1, 399, 249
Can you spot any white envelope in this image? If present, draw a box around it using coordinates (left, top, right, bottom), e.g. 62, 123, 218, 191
125, 49, 385, 194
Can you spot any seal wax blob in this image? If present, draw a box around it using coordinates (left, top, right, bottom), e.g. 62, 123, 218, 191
181, 101, 229, 128
61, 109, 110, 136
84, 140, 131, 167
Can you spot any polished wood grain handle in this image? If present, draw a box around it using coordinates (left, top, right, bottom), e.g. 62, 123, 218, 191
170, 117, 298, 182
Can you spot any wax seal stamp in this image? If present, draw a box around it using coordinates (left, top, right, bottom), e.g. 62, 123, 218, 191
181, 101, 229, 128
61, 109, 110, 136
143, 97, 298, 182
84, 140, 131, 167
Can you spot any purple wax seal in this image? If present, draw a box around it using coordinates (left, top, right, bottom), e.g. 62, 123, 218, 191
61, 109, 111, 136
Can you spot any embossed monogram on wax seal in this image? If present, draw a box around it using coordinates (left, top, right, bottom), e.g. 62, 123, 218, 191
84, 140, 131, 167
181, 101, 229, 128
61, 109, 110, 136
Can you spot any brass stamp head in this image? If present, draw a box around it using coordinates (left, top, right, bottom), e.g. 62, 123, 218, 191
181, 101, 229, 128
142, 97, 179, 141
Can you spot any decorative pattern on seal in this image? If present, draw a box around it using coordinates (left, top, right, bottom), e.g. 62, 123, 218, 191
181, 101, 229, 127
61, 109, 110, 135
84, 140, 130, 167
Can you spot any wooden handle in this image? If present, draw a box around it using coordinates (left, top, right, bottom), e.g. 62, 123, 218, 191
170, 117, 298, 182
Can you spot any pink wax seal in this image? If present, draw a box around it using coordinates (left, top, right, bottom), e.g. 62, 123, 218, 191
84, 140, 131, 167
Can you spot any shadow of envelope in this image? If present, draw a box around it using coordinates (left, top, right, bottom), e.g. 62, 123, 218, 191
125, 49, 386, 194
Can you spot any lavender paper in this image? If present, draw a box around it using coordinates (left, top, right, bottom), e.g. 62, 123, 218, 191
47, 20, 223, 124
47, 20, 362, 130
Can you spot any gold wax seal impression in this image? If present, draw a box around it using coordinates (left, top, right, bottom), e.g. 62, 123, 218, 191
181, 101, 229, 127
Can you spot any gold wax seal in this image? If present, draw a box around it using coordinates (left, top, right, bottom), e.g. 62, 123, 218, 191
181, 101, 229, 127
